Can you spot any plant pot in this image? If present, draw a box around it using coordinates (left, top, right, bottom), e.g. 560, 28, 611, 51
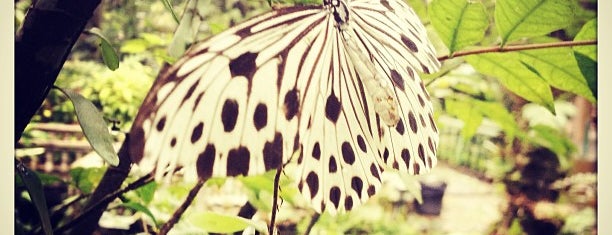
415, 179, 447, 216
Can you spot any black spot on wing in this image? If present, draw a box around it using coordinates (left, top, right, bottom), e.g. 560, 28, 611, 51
357, 135, 367, 153
401, 35, 418, 53
325, 92, 341, 123
341, 142, 355, 165
193, 92, 204, 111
428, 137, 435, 153
191, 122, 204, 143
227, 147, 250, 176
406, 67, 415, 81
351, 176, 363, 195
222, 99, 239, 132
429, 113, 438, 133
370, 163, 381, 181
330, 186, 341, 209
181, 80, 199, 106
417, 94, 425, 107
284, 88, 300, 120
156, 116, 166, 131
380, 0, 393, 12
170, 137, 177, 147
254, 103, 268, 131
345, 196, 353, 210
312, 142, 321, 160
306, 171, 319, 199
196, 144, 216, 179
229, 52, 257, 80
395, 118, 405, 135
263, 132, 283, 170
418, 144, 425, 162
413, 163, 421, 174
408, 111, 418, 133
329, 156, 338, 173
401, 149, 411, 168
367, 185, 376, 197
390, 69, 404, 91
383, 148, 389, 163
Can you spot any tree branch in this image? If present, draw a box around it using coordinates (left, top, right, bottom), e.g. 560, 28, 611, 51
437, 39, 597, 61
66, 138, 134, 235
15, 0, 102, 142
158, 179, 206, 235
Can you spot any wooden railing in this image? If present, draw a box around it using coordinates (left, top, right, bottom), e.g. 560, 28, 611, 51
17, 122, 92, 178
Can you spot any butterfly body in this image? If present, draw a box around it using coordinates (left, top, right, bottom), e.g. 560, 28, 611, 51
130, 0, 440, 214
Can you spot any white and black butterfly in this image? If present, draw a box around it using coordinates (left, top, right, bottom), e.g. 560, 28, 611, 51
129, 0, 440, 214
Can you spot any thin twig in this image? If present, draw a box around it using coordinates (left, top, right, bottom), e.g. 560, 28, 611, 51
269, 168, 283, 235
54, 173, 153, 234
437, 39, 597, 61
158, 179, 206, 235
304, 213, 320, 235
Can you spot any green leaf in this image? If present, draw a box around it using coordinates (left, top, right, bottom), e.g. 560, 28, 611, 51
573, 19, 597, 98
58, 88, 119, 166
517, 47, 595, 102
574, 52, 597, 99
187, 212, 258, 233
466, 53, 555, 112
430, 0, 488, 54
573, 19, 597, 61
115, 202, 159, 227
446, 99, 483, 139
70, 167, 106, 194
88, 28, 120, 70
135, 181, 157, 204
495, 0, 574, 45
15, 162, 53, 235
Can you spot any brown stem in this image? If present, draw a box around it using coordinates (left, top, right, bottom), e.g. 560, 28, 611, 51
438, 39, 597, 61
158, 179, 206, 235
269, 167, 283, 234
55, 172, 153, 234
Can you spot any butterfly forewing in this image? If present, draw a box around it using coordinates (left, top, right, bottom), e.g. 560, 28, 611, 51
129, 0, 439, 214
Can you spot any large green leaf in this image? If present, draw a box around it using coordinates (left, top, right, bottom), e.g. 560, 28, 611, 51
58, 88, 119, 166
573, 19, 597, 60
573, 19, 597, 98
495, 0, 574, 45
466, 53, 555, 113
15, 162, 53, 235
517, 47, 595, 102
430, 0, 488, 54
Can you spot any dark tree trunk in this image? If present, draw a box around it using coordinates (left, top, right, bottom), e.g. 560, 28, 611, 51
14, 1, 133, 235
14, 0, 102, 142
